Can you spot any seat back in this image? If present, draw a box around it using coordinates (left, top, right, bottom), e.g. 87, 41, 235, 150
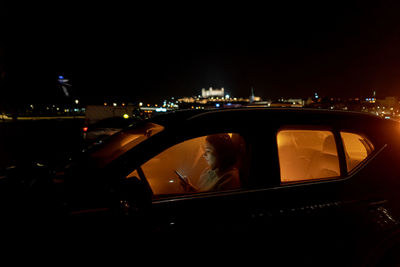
231, 134, 250, 187
308, 135, 340, 179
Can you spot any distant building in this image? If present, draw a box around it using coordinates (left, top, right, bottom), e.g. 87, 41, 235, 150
287, 98, 305, 105
376, 97, 398, 109
202, 87, 224, 98
249, 88, 261, 103
85, 104, 137, 124
272, 97, 304, 107
178, 87, 249, 109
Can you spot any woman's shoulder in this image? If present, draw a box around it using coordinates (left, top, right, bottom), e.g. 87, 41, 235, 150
221, 167, 239, 177
216, 167, 240, 190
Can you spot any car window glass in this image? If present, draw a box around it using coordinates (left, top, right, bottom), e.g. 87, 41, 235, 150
340, 132, 374, 172
127, 133, 247, 198
89, 122, 164, 167
127, 169, 140, 180
277, 130, 340, 183
92, 117, 134, 128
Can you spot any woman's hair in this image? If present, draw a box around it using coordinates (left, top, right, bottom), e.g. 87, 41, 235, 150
205, 134, 237, 170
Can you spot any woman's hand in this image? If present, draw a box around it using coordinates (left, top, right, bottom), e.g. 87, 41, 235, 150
175, 170, 197, 192
179, 176, 197, 192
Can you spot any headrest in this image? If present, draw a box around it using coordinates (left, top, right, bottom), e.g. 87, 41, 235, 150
322, 135, 337, 155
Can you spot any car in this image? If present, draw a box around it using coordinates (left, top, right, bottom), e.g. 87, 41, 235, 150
3, 107, 400, 265
82, 116, 139, 144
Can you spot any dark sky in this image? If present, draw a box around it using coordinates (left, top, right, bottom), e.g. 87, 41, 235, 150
3, 1, 400, 105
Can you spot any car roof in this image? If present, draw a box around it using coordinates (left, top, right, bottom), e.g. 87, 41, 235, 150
90, 116, 136, 128
146, 107, 385, 127
144, 109, 208, 127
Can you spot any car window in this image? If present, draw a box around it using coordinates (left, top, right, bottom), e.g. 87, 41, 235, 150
127, 133, 247, 198
89, 122, 164, 167
277, 129, 340, 183
92, 117, 134, 128
340, 132, 374, 172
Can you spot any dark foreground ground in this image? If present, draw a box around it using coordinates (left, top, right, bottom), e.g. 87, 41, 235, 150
0, 119, 85, 170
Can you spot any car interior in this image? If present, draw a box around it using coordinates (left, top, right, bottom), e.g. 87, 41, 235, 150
277, 129, 374, 183
128, 133, 248, 197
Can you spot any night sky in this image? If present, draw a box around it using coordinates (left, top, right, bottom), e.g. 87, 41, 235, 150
3, 1, 400, 105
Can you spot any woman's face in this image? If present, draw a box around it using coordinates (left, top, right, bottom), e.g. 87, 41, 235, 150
203, 142, 218, 170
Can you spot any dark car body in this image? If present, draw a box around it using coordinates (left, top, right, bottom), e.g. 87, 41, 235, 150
4, 108, 400, 265
82, 116, 138, 144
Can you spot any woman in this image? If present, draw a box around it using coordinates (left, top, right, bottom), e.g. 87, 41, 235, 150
182, 134, 241, 192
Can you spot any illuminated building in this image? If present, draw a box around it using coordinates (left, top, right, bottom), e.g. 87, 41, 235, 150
249, 87, 261, 103
202, 87, 224, 98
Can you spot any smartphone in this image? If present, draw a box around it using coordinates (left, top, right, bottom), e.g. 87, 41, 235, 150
175, 170, 187, 183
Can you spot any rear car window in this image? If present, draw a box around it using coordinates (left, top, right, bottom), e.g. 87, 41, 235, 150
340, 132, 374, 172
277, 130, 340, 183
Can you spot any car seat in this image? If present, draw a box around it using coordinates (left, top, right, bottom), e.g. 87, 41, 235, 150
231, 134, 250, 187
308, 135, 340, 179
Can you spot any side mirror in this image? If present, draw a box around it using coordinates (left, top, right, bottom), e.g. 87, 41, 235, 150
118, 177, 152, 216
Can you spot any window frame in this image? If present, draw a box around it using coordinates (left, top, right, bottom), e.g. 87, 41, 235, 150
124, 130, 253, 201
275, 125, 381, 186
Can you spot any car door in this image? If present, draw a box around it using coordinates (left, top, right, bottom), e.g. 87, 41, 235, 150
124, 129, 261, 233
244, 124, 389, 264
